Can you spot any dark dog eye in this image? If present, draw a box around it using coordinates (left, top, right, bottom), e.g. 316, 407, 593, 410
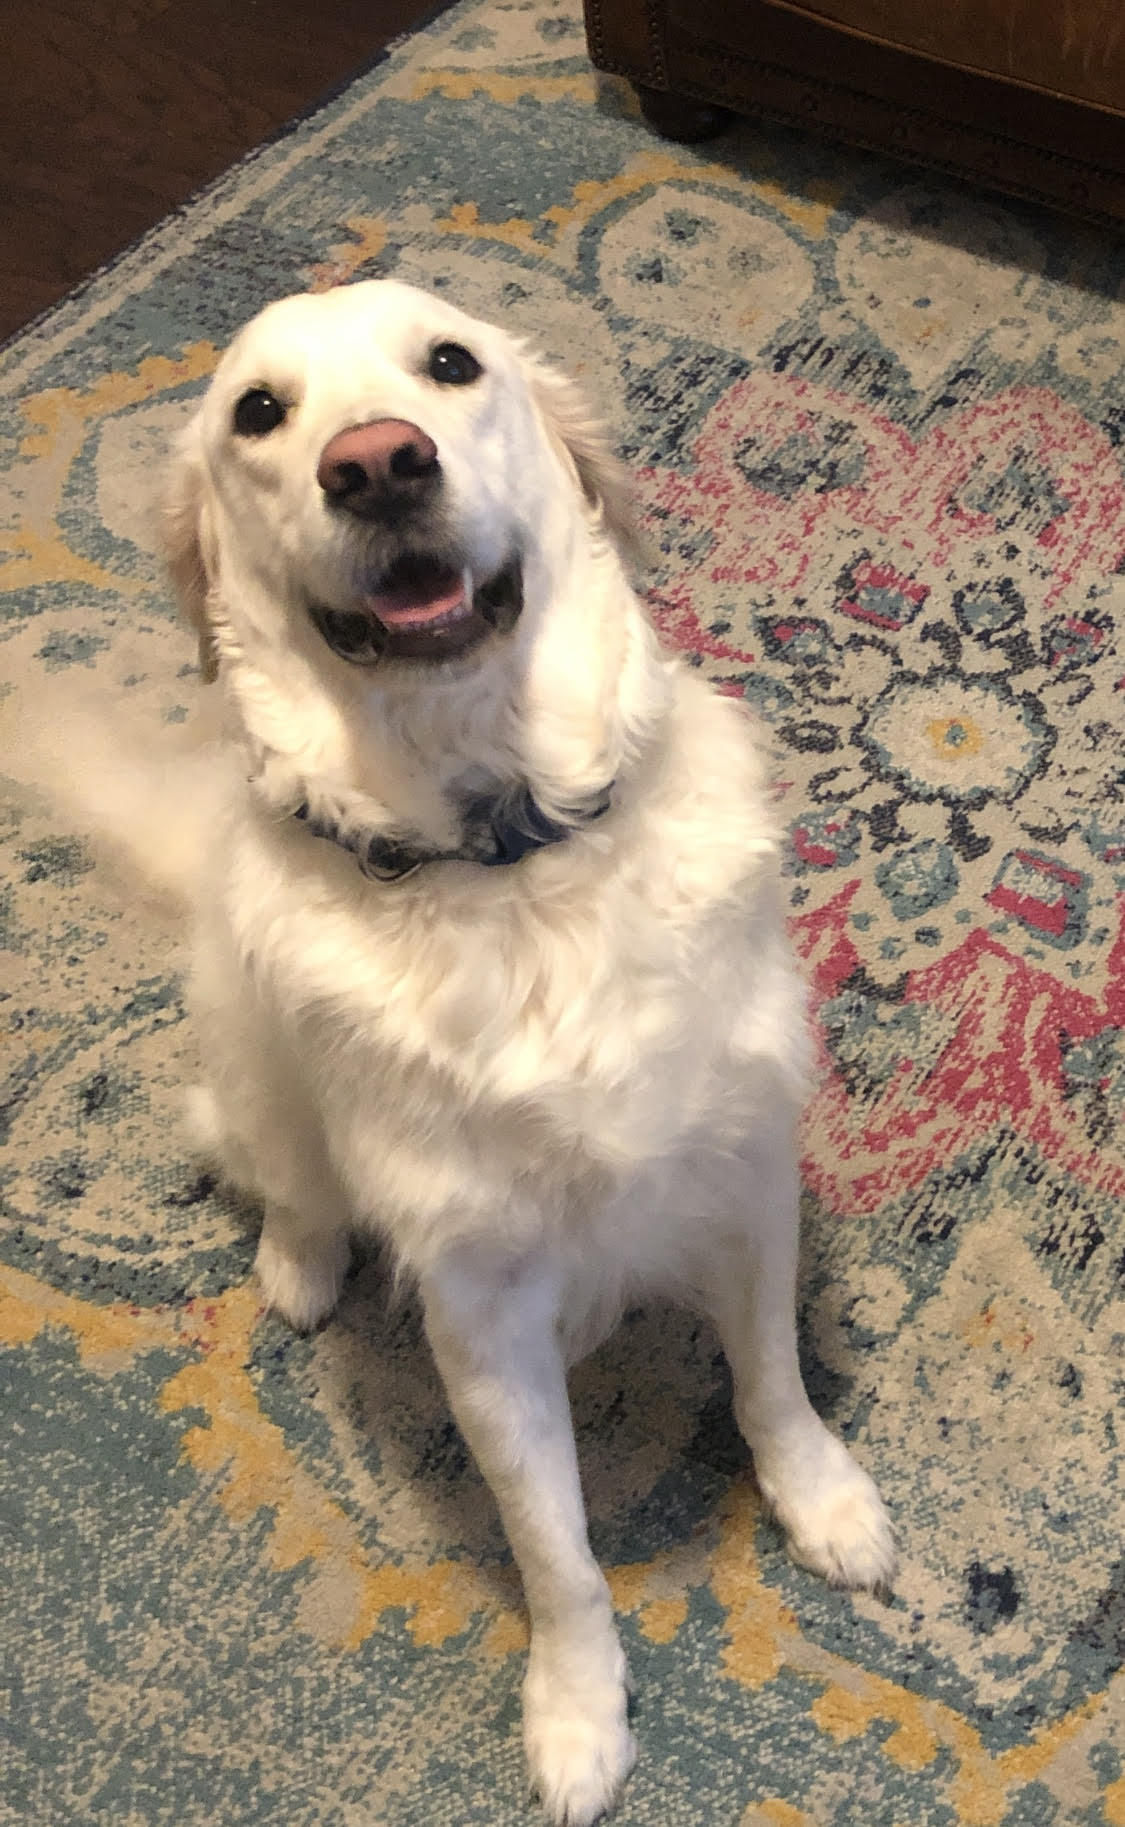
427, 342, 482, 387
233, 388, 287, 436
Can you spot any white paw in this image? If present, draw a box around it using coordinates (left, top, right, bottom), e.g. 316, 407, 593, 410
757, 1424, 896, 1593
255, 1222, 350, 1332
524, 1641, 635, 1827
182, 1085, 257, 1191
183, 1084, 224, 1155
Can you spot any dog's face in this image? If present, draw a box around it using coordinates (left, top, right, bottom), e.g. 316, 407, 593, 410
169, 280, 630, 680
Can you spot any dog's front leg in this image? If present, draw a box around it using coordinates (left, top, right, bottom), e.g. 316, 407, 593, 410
422, 1247, 635, 1827
703, 1145, 896, 1593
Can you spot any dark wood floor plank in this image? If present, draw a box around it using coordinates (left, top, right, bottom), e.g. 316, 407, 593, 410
1, 0, 438, 341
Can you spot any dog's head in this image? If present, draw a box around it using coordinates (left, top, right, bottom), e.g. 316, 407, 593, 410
166, 280, 635, 683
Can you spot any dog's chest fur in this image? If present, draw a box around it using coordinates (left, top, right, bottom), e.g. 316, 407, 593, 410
205, 677, 805, 1262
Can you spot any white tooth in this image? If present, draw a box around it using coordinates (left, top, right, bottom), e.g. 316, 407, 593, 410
462, 564, 474, 601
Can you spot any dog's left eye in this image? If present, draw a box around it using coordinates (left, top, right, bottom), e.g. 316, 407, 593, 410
233, 388, 288, 436
427, 342, 483, 387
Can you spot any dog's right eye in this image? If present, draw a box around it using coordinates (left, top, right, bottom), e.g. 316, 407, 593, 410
233, 388, 288, 437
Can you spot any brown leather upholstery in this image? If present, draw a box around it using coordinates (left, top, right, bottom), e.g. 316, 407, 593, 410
584, 0, 1125, 220
760, 0, 1125, 113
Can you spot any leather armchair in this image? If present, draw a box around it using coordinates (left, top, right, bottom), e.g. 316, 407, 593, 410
583, 0, 1125, 221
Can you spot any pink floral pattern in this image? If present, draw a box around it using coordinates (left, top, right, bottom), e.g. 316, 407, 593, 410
638, 371, 1125, 1226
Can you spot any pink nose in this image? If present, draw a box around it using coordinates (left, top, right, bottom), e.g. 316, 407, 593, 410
317, 419, 440, 517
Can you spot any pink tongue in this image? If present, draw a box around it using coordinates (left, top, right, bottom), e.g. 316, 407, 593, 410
363, 573, 468, 632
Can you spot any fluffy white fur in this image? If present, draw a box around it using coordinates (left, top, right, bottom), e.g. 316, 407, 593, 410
75, 281, 895, 1823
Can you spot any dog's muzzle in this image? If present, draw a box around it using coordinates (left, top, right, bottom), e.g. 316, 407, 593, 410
311, 417, 523, 663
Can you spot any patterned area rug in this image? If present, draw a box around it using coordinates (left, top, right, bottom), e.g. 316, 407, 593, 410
2, 3, 1123, 1822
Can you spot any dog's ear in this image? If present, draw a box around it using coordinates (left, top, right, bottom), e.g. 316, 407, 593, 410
526, 358, 646, 565
163, 423, 221, 683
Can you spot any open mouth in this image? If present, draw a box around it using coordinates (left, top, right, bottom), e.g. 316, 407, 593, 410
310, 554, 523, 665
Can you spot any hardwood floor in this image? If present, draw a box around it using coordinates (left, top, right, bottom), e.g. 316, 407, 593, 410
0, 0, 438, 343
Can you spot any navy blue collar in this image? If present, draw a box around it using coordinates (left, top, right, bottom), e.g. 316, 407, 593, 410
293, 781, 613, 882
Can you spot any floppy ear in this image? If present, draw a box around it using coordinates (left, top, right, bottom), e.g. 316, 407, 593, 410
525, 358, 647, 566
163, 423, 221, 683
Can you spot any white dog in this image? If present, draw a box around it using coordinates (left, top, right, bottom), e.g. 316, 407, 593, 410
109, 280, 894, 1822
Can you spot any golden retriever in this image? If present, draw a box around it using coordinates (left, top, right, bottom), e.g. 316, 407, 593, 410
70, 280, 896, 1823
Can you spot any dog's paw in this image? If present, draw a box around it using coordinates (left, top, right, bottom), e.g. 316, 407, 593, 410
524, 1642, 635, 1827
183, 1084, 225, 1155
255, 1218, 350, 1332
757, 1425, 896, 1594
